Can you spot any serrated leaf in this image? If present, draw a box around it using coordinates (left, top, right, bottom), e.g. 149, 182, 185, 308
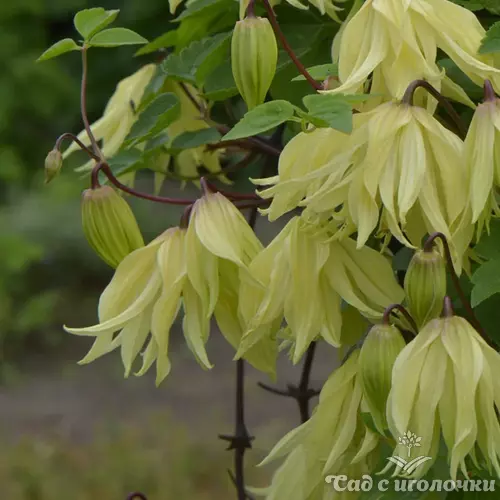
203, 63, 239, 101
222, 100, 295, 141
291, 63, 338, 82
161, 32, 231, 86
37, 38, 80, 62
74, 8, 119, 40
125, 93, 180, 146
135, 31, 177, 56
479, 22, 500, 54
88, 28, 148, 48
171, 128, 221, 150
302, 94, 353, 133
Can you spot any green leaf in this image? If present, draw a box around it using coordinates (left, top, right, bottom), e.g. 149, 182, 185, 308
471, 259, 500, 307
203, 63, 239, 101
171, 128, 222, 150
222, 101, 295, 141
438, 58, 483, 101
161, 32, 232, 86
291, 63, 338, 82
37, 38, 80, 62
101, 148, 144, 183
479, 22, 500, 54
135, 31, 177, 56
302, 94, 353, 133
174, 0, 227, 21
88, 28, 148, 48
74, 8, 119, 40
474, 219, 500, 259
125, 93, 180, 146
173, 0, 237, 49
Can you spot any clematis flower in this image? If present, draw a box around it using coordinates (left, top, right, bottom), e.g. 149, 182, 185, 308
300, 101, 472, 271
253, 125, 360, 222
386, 308, 500, 480
464, 92, 500, 234
328, 0, 500, 104
237, 216, 403, 363
258, 352, 381, 500
65, 192, 277, 384
63, 64, 156, 171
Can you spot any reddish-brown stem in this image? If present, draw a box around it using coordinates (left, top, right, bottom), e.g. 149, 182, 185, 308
442, 296, 454, 318
261, 0, 322, 91
207, 139, 280, 157
204, 179, 260, 201
401, 79, 466, 139
55, 133, 100, 161
91, 162, 195, 205
484, 80, 497, 102
81, 47, 104, 160
382, 303, 418, 333
424, 232, 490, 343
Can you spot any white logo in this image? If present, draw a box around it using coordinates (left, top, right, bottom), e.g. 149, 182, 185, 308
386, 431, 432, 475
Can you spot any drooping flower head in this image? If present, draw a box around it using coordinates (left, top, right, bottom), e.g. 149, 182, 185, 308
259, 351, 381, 500
387, 304, 500, 480
464, 87, 500, 235
329, 0, 500, 104
237, 216, 404, 363
65, 192, 277, 384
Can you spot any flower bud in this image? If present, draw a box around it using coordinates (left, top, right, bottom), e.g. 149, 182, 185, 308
404, 248, 447, 330
44, 149, 63, 184
359, 323, 406, 435
82, 186, 144, 268
231, 16, 277, 110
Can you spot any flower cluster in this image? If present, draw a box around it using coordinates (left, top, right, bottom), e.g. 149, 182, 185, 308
46, 0, 500, 495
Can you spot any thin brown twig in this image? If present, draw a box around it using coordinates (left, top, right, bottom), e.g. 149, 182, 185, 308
54, 132, 100, 161
91, 162, 195, 205
81, 47, 104, 159
261, 0, 322, 91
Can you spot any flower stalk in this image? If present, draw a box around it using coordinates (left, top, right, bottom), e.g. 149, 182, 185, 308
401, 79, 467, 139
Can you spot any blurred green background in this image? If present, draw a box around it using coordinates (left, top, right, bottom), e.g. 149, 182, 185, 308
0, 1, 337, 497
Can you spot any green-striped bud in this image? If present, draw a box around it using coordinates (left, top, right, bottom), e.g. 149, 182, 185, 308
231, 16, 277, 110
404, 248, 447, 330
44, 149, 63, 184
359, 323, 406, 435
82, 186, 144, 268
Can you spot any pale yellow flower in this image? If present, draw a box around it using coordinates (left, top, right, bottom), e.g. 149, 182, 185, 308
464, 98, 500, 234
237, 216, 403, 363
299, 102, 472, 271
259, 352, 380, 500
328, 0, 499, 105
387, 314, 500, 480
64, 193, 278, 383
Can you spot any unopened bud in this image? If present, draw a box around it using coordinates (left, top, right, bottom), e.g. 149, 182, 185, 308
44, 149, 63, 184
231, 16, 277, 110
359, 323, 405, 435
404, 248, 447, 330
82, 186, 144, 268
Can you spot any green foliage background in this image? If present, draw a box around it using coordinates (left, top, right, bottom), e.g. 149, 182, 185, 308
0, 0, 179, 373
